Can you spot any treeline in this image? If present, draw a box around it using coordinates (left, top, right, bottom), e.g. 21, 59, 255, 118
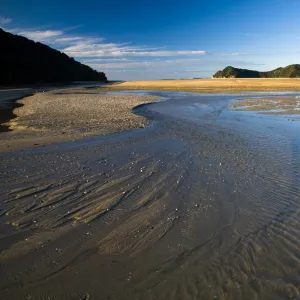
213, 65, 300, 78
0, 28, 107, 85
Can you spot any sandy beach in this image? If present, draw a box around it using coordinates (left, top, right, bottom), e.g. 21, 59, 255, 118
2, 79, 300, 152
105, 78, 300, 92
0, 89, 158, 152
1, 91, 300, 299
3, 0, 300, 297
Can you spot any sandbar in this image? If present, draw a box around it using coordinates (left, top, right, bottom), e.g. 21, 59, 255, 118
0, 89, 158, 152
104, 78, 300, 92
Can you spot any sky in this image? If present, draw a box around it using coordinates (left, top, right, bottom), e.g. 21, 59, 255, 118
1, 0, 300, 80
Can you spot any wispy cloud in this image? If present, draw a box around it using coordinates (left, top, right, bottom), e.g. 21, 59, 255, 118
83, 58, 130, 62
61, 37, 205, 57
66, 49, 206, 57
18, 30, 63, 41
54, 37, 83, 43
63, 25, 84, 32
219, 52, 253, 56
0, 17, 12, 25
6, 26, 206, 58
87, 58, 204, 70
2, 24, 209, 79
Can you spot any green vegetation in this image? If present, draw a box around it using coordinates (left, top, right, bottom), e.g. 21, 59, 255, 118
213, 65, 300, 78
0, 28, 107, 85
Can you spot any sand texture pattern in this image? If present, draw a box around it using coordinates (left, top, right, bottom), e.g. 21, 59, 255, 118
1, 92, 300, 299
0, 90, 158, 152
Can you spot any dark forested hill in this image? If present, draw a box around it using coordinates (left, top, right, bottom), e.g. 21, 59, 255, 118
0, 28, 107, 85
213, 66, 261, 78
213, 65, 300, 78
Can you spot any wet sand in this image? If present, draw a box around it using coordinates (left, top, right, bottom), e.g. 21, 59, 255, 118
104, 78, 300, 92
0, 82, 108, 132
0, 88, 35, 133
0, 91, 300, 299
230, 95, 300, 115
0, 90, 158, 152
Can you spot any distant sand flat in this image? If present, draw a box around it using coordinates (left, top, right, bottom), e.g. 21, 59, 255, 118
110, 78, 300, 92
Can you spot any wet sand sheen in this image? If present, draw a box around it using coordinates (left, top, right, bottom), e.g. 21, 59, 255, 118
0, 91, 300, 299
230, 95, 300, 114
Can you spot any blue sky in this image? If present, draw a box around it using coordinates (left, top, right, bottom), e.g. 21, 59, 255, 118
1, 0, 300, 80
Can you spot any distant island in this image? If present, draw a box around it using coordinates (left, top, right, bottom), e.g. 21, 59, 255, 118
0, 28, 107, 85
213, 65, 300, 78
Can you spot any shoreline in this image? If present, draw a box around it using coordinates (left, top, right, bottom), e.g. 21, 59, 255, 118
0, 81, 114, 131
0, 89, 159, 152
3, 78, 300, 152
99, 78, 300, 93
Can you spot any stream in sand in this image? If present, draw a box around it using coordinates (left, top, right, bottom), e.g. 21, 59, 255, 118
0, 91, 300, 299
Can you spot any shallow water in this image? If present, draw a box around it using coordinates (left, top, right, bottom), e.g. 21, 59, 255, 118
0, 91, 300, 299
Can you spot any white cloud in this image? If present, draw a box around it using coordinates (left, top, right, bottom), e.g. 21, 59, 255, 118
0, 17, 12, 25
54, 37, 83, 43
64, 43, 206, 57
5, 26, 206, 58
88, 58, 204, 70
63, 25, 83, 32
219, 52, 249, 56
18, 30, 63, 41
218, 52, 261, 56
82, 58, 130, 63
4, 25, 209, 80
89, 59, 264, 77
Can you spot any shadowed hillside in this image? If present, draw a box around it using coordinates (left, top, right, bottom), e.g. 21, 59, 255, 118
0, 28, 107, 85
213, 65, 300, 78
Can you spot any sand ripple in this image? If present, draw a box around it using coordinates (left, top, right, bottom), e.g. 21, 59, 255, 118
0, 92, 300, 299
